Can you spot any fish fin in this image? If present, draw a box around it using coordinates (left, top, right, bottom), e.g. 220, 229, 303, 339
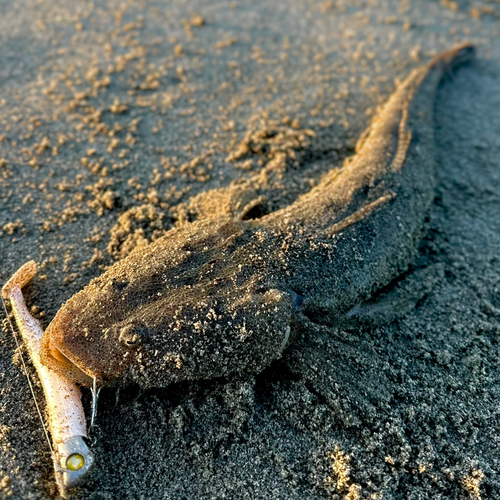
326, 192, 396, 236
344, 263, 444, 327
355, 123, 373, 153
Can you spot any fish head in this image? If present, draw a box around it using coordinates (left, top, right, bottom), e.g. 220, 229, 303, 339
39, 285, 144, 386
40, 219, 294, 387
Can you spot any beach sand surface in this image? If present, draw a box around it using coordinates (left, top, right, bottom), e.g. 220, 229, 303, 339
1, 1, 500, 498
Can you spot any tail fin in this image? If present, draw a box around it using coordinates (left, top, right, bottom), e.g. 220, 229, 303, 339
429, 42, 475, 71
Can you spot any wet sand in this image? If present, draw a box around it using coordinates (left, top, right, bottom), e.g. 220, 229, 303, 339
1, 1, 500, 498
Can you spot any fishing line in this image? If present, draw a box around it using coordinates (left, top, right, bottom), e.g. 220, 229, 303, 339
90, 376, 101, 429
1, 294, 54, 456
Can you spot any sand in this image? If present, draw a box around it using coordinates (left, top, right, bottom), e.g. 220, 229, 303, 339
1, 0, 500, 498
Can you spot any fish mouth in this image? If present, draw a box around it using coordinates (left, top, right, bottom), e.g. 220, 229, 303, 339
40, 327, 95, 387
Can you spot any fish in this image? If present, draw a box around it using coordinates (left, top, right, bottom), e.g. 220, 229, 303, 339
36, 43, 475, 389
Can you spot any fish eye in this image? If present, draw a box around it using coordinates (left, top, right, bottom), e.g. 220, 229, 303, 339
118, 324, 146, 347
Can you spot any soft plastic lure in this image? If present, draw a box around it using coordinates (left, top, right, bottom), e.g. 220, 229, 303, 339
2, 262, 94, 497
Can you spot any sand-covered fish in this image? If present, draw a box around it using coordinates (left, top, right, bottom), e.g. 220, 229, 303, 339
35, 43, 475, 389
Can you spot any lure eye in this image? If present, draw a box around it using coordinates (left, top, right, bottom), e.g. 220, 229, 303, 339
66, 453, 85, 471
118, 324, 146, 347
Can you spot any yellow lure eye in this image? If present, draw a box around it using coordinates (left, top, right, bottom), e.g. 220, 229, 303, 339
66, 453, 85, 471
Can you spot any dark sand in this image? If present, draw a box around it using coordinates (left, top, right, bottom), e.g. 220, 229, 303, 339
1, 1, 500, 499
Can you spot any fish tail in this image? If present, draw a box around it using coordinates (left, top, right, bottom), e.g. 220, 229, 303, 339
429, 42, 475, 72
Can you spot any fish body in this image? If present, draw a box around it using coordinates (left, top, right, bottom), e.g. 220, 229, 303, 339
39, 44, 475, 388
